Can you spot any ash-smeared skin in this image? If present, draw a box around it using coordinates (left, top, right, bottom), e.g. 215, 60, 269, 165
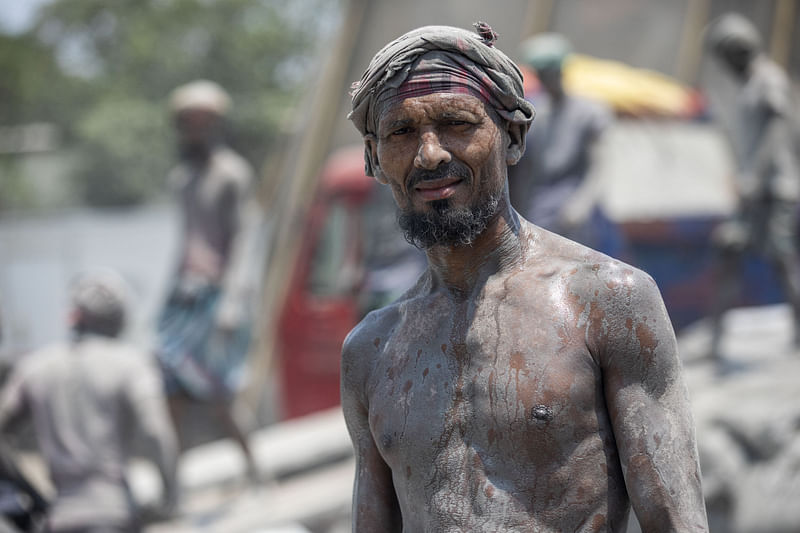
343, 84, 706, 531
341, 222, 707, 532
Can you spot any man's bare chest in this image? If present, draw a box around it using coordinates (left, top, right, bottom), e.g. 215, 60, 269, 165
365, 300, 604, 470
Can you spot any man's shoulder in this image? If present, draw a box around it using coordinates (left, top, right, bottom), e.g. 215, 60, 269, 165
526, 225, 657, 299
211, 146, 255, 185
752, 56, 790, 86
15, 343, 67, 373
343, 271, 430, 354
526, 228, 672, 357
4, 344, 70, 392
85, 337, 150, 364
343, 301, 402, 360
749, 56, 792, 114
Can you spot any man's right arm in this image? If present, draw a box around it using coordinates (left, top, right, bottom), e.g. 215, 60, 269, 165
341, 324, 402, 532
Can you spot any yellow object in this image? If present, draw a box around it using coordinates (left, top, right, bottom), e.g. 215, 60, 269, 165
562, 54, 696, 117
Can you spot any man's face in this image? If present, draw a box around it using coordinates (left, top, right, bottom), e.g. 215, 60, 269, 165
536, 66, 563, 96
174, 108, 220, 149
367, 92, 511, 248
715, 43, 752, 79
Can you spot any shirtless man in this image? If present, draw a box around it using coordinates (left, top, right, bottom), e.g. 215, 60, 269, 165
342, 24, 708, 532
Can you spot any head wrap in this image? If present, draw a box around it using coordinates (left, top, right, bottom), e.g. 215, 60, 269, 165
169, 79, 232, 116
519, 33, 572, 71
704, 13, 762, 55
349, 23, 535, 176
70, 269, 129, 337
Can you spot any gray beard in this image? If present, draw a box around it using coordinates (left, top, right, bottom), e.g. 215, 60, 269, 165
397, 191, 501, 249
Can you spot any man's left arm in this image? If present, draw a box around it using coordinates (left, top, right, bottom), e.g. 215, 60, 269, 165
217, 169, 261, 331
599, 270, 708, 532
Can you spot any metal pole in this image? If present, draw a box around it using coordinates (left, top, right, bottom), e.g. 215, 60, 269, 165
675, 0, 712, 84
770, 0, 796, 68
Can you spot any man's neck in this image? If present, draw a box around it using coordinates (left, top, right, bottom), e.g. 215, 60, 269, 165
180, 142, 216, 165
425, 202, 527, 297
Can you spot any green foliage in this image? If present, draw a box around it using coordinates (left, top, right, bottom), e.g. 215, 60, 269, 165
0, 158, 36, 211
2, 0, 341, 207
76, 97, 171, 205
0, 33, 86, 128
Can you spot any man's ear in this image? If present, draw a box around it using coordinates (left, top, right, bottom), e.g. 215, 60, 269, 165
364, 134, 388, 184
505, 123, 527, 166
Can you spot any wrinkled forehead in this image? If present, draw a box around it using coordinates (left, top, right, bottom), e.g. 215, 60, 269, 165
376, 91, 490, 134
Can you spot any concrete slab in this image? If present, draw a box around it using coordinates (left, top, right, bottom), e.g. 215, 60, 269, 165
132, 407, 353, 529
145, 458, 354, 533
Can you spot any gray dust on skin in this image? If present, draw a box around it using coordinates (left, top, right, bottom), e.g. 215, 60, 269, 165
356, 220, 705, 532
366, 226, 595, 530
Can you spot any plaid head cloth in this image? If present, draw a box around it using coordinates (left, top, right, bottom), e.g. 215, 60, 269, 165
374, 52, 501, 116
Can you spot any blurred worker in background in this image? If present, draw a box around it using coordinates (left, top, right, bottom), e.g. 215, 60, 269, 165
704, 13, 800, 363
0, 271, 178, 532
0, 303, 49, 533
157, 80, 261, 480
509, 33, 625, 258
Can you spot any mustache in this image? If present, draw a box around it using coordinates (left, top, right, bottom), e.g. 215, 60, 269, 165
407, 161, 471, 189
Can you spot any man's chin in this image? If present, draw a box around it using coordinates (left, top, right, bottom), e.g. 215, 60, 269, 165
429, 198, 451, 213
397, 193, 500, 249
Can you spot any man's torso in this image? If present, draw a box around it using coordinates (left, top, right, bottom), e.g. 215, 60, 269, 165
168, 146, 254, 282
16, 339, 150, 528
360, 226, 631, 532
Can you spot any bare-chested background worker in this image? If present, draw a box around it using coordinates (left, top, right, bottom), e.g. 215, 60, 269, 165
342, 23, 708, 532
157, 80, 259, 479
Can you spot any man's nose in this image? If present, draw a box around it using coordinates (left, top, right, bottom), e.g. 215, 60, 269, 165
414, 131, 452, 170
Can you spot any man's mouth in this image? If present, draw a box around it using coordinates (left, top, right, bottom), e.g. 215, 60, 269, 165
413, 177, 463, 202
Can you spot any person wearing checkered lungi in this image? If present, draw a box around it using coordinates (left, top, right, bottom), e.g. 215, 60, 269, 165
157, 80, 260, 481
